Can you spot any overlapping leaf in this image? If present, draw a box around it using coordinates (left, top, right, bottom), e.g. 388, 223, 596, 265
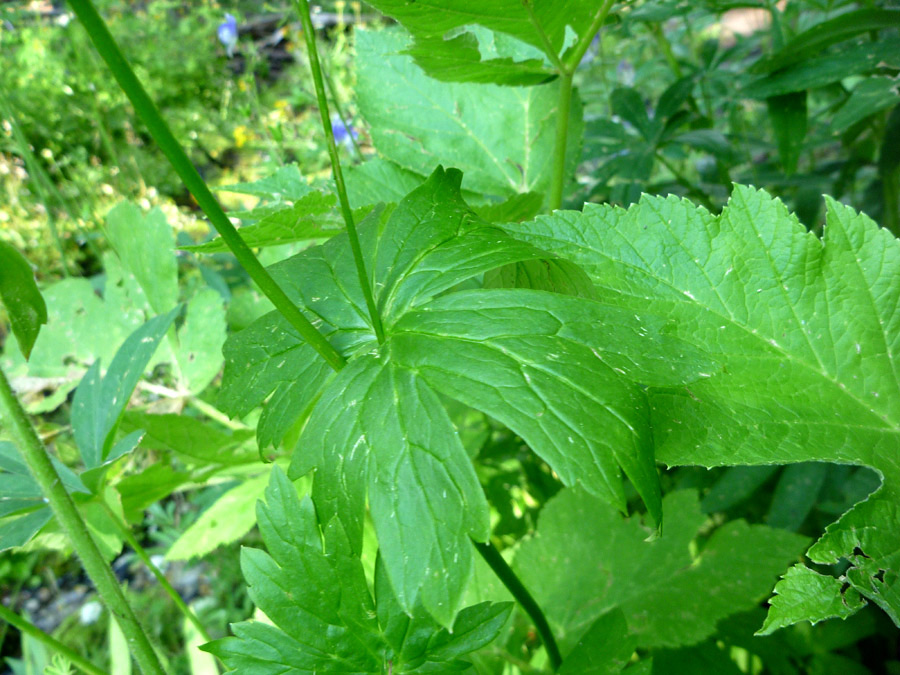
501, 187, 900, 627
365, 0, 608, 84
220, 166, 710, 623
356, 29, 583, 201
0, 241, 47, 360
202, 466, 512, 673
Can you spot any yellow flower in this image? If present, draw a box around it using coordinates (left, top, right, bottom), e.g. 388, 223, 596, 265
233, 125, 254, 148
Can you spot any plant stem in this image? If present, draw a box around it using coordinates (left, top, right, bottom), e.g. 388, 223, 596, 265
548, 71, 574, 212
563, 0, 616, 74
549, 0, 617, 211
473, 539, 562, 671
100, 503, 216, 649
0, 603, 109, 675
293, 0, 385, 344
0, 367, 165, 675
67, 0, 346, 372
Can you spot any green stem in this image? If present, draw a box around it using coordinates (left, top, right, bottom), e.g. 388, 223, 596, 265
650, 23, 683, 79
0, 603, 109, 675
67, 0, 346, 372
101, 503, 214, 645
293, 0, 385, 344
322, 66, 364, 162
563, 0, 616, 74
473, 539, 562, 671
0, 367, 165, 675
548, 71, 574, 212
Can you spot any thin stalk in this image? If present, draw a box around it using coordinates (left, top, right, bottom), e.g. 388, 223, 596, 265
0, 367, 165, 675
67, 0, 346, 372
563, 0, 616, 74
100, 503, 217, 652
293, 0, 385, 344
548, 71, 574, 211
650, 22, 683, 79
0, 603, 109, 675
549, 0, 617, 211
522, 1, 565, 72
473, 540, 562, 671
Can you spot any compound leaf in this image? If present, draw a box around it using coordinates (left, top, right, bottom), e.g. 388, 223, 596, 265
203, 466, 511, 672
501, 186, 900, 628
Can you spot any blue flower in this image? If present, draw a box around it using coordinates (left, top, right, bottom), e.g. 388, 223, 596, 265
331, 115, 358, 147
217, 13, 238, 58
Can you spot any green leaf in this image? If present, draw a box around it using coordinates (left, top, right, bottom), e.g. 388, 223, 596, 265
356, 28, 583, 200
182, 192, 340, 254
346, 158, 427, 209
513, 488, 809, 651
121, 412, 255, 466
757, 565, 866, 635
767, 91, 806, 175
0, 509, 53, 552
833, 76, 900, 134
176, 289, 227, 394
203, 466, 511, 672
290, 356, 490, 626
390, 288, 714, 525
0, 241, 47, 360
403, 28, 554, 87
472, 192, 544, 224
71, 309, 178, 471
765, 463, 828, 531
105, 202, 178, 316
500, 187, 900, 627
753, 9, 900, 74
214, 164, 312, 201
115, 463, 192, 523
166, 471, 272, 561
558, 609, 637, 674
365, 0, 605, 74
611, 87, 654, 141
222, 166, 707, 624
741, 39, 900, 99
701, 466, 778, 513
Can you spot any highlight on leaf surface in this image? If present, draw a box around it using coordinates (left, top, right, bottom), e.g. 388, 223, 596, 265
501, 185, 900, 629
219, 165, 712, 624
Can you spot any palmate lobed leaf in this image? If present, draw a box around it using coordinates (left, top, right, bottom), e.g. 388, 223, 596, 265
202, 466, 512, 673
500, 186, 900, 628
219, 166, 709, 625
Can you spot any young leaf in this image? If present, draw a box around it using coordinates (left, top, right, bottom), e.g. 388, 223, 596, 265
71, 309, 178, 471
513, 488, 808, 652
202, 466, 512, 673
356, 28, 583, 201
501, 187, 900, 628
0, 241, 47, 360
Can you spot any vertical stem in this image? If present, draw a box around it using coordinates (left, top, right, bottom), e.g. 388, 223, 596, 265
66, 0, 346, 372
548, 71, 574, 212
0, 367, 165, 675
473, 540, 562, 671
293, 0, 385, 344
0, 603, 109, 675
